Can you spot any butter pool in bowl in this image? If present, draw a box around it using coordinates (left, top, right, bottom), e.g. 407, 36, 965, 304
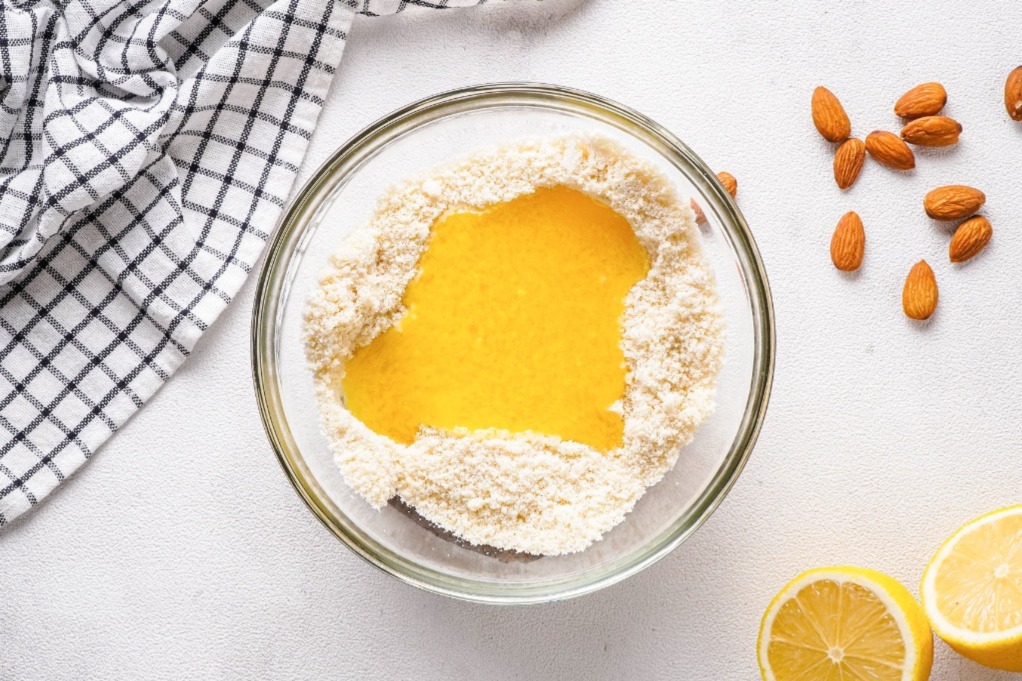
252, 84, 774, 603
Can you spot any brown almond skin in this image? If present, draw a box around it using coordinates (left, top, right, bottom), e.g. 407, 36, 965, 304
895, 82, 947, 118
903, 260, 938, 320
833, 138, 865, 189
949, 216, 992, 262
901, 116, 962, 146
924, 185, 985, 220
830, 211, 865, 271
812, 86, 851, 143
717, 171, 738, 197
865, 131, 915, 170
1006, 66, 1022, 121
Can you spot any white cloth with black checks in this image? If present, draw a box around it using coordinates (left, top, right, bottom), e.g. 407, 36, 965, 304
0, 0, 487, 526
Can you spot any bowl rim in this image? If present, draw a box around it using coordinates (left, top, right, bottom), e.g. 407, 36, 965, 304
251, 82, 775, 604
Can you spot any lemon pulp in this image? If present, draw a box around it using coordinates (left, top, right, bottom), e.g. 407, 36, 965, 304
921, 505, 1022, 671
768, 580, 907, 679
341, 185, 650, 451
930, 510, 1022, 634
760, 567, 933, 681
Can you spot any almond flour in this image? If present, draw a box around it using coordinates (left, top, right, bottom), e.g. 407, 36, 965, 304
303, 135, 724, 555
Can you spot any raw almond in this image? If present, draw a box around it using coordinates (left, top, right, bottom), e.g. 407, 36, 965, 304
830, 211, 865, 271
833, 138, 865, 189
902, 260, 938, 320
1005, 66, 1022, 121
812, 86, 851, 143
717, 171, 738, 197
901, 115, 962, 146
923, 185, 985, 220
691, 171, 738, 224
949, 215, 992, 263
690, 198, 705, 223
865, 130, 915, 170
894, 82, 947, 118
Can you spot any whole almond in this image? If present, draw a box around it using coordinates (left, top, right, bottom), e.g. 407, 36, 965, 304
949, 216, 992, 263
812, 86, 851, 143
923, 185, 985, 220
894, 82, 947, 118
690, 198, 705, 223
902, 260, 938, 320
865, 131, 915, 170
901, 115, 962, 146
833, 138, 865, 189
830, 211, 865, 271
717, 171, 738, 197
691, 171, 738, 223
1005, 66, 1022, 121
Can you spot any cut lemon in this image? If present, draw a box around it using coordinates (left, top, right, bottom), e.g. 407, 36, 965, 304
921, 505, 1022, 672
758, 566, 933, 681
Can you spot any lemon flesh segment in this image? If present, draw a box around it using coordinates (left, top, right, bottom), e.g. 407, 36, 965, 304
759, 567, 933, 681
922, 505, 1022, 672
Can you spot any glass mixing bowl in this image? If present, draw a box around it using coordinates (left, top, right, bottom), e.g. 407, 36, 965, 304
251, 83, 774, 603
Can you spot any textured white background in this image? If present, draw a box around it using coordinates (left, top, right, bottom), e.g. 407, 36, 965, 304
3, 1, 1022, 679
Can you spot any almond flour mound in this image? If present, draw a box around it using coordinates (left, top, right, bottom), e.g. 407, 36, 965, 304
303, 135, 724, 555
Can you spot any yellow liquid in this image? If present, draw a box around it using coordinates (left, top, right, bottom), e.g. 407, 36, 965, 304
342, 186, 650, 451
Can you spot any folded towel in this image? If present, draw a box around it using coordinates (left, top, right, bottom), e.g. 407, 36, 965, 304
0, 0, 487, 526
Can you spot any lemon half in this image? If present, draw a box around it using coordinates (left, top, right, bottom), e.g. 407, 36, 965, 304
921, 504, 1022, 672
758, 566, 933, 681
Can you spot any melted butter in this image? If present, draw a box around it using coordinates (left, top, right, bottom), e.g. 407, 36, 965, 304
341, 185, 650, 451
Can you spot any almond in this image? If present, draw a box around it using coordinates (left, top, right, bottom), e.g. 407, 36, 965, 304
894, 82, 947, 118
690, 197, 705, 223
902, 260, 938, 320
865, 130, 915, 170
717, 171, 738, 197
812, 86, 851, 143
949, 215, 992, 263
833, 138, 865, 189
901, 115, 961, 146
1005, 66, 1022, 121
691, 171, 738, 224
830, 211, 865, 271
923, 185, 985, 220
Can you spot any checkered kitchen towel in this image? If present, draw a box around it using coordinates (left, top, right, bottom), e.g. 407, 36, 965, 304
0, 0, 491, 526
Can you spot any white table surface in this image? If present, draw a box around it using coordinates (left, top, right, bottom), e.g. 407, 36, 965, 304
4, 1, 1022, 679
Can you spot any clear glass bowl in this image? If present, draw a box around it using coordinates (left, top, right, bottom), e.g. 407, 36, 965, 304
251, 83, 775, 603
